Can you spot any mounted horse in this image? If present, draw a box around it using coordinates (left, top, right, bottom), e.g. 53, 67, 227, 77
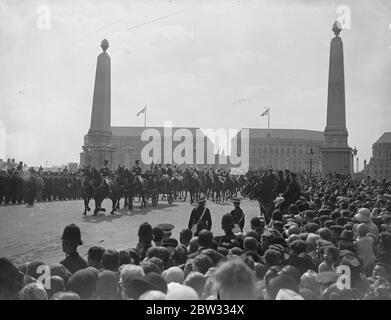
183, 169, 202, 204
212, 171, 224, 203
125, 170, 148, 210
242, 175, 276, 223
222, 173, 235, 200
81, 168, 93, 215
89, 168, 121, 216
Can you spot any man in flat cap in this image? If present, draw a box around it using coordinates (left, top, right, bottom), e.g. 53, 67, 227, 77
60, 223, 88, 274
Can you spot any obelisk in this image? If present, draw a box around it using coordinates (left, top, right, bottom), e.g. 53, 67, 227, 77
81, 39, 114, 169
321, 22, 353, 176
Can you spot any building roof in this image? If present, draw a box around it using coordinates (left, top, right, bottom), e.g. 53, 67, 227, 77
374, 132, 391, 145
111, 126, 210, 139
246, 128, 324, 141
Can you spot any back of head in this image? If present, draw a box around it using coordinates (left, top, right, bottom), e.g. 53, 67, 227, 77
357, 223, 370, 238
192, 254, 214, 275
166, 282, 199, 300
213, 259, 257, 300
96, 270, 119, 300
102, 249, 120, 272
26, 260, 46, 280
67, 267, 98, 300
87, 246, 105, 268
184, 272, 206, 298
46, 276, 65, 299
19, 282, 48, 300
180, 229, 193, 245
139, 290, 166, 300
49, 263, 72, 285
163, 267, 185, 284
119, 264, 145, 299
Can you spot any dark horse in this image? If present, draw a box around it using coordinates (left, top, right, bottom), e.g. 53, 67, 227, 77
121, 170, 148, 210
183, 170, 202, 204
242, 176, 276, 223
90, 168, 121, 216
212, 172, 224, 203
81, 169, 93, 215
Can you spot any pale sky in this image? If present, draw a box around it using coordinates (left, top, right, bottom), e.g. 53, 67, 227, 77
0, 0, 390, 167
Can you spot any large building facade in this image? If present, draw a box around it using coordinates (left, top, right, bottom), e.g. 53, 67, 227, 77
367, 132, 391, 180
81, 125, 215, 170
231, 129, 323, 174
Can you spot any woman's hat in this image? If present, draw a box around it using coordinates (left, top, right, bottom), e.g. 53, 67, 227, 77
354, 208, 371, 222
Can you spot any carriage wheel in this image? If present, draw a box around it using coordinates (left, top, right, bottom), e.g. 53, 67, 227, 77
152, 192, 159, 207
167, 193, 173, 205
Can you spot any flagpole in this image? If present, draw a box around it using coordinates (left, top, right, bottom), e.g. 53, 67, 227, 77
144, 105, 147, 127
268, 108, 270, 129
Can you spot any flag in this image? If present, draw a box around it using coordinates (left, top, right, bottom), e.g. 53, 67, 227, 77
261, 108, 269, 117
137, 106, 147, 117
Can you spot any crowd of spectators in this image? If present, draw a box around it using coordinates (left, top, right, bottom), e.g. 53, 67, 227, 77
1, 174, 391, 300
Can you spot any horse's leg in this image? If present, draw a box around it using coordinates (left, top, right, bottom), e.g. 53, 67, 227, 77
94, 197, 99, 216
129, 193, 133, 210
83, 196, 87, 215
111, 196, 116, 214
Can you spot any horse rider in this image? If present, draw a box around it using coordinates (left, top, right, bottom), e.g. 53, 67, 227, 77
166, 164, 173, 177
132, 160, 144, 185
100, 160, 112, 192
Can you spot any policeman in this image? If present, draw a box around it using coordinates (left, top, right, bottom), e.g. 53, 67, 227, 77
188, 197, 212, 236
60, 224, 88, 274
230, 198, 245, 233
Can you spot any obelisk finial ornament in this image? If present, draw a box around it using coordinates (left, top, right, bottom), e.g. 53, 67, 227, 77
332, 21, 342, 37
101, 39, 109, 52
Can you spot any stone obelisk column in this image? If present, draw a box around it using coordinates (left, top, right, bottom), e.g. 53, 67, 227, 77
81, 39, 115, 169
321, 22, 353, 176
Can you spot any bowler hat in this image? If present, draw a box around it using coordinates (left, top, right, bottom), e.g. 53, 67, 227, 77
62, 224, 83, 245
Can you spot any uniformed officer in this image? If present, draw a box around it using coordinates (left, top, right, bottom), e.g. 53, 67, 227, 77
166, 164, 173, 177
283, 172, 301, 208
100, 160, 112, 192
274, 170, 287, 195
132, 160, 143, 184
188, 197, 212, 236
230, 198, 245, 233
60, 223, 88, 274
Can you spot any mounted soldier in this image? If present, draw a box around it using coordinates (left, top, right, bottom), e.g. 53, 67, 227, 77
100, 160, 112, 192
132, 160, 143, 185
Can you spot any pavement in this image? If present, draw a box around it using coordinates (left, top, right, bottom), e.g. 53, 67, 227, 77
0, 196, 261, 266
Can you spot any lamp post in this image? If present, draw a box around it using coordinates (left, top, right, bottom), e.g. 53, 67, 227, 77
307, 147, 314, 178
